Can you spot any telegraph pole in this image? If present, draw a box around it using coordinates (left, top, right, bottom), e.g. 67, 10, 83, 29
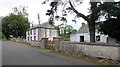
37, 13, 40, 25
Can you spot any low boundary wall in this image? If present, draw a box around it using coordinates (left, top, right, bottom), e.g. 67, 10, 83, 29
54, 38, 120, 61
11, 38, 48, 49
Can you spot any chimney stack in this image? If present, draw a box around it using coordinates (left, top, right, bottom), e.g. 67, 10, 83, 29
82, 22, 85, 26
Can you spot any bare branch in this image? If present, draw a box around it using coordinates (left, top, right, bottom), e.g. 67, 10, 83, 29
69, 1, 89, 22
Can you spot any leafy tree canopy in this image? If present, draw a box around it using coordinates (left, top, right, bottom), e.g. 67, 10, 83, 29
43, 0, 105, 42
58, 24, 77, 41
98, 2, 120, 41
2, 6, 30, 39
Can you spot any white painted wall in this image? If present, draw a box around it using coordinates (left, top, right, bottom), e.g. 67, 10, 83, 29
70, 32, 108, 43
46, 29, 50, 38
26, 27, 58, 42
35, 28, 38, 41
26, 28, 38, 41
40, 28, 45, 38
31, 29, 34, 40
38, 28, 58, 41
26, 31, 28, 41
70, 34, 78, 42
50, 29, 58, 40
70, 33, 90, 42
95, 32, 108, 43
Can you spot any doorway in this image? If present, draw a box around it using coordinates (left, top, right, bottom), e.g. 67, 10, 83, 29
80, 36, 84, 42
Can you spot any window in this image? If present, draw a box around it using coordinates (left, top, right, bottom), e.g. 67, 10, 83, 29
96, 36, 100, 41
30, 30, 32, 35
31, 36, 32, 41
80, 36, 84, 42
28, 37, 29, 41
34, 36, 36, 41
34, 29, 36, 35
28, 31, 29, 35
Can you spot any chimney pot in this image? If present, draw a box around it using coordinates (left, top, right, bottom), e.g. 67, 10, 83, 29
82, 23, 85, 26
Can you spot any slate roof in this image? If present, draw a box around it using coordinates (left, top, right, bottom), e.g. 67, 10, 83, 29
76, 23, 99, 34
29, 22, 57, 30
76, 24, 89, 33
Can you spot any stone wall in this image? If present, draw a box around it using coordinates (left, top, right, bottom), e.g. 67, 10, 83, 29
11, 37, 48, 49
54, 38, 120, 61
28, 38, 48, 48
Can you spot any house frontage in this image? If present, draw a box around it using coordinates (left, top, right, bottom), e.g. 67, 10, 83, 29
26, 22, 58, 42
70, 23, 117, 44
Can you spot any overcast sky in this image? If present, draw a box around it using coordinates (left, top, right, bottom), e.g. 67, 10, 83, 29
0, 0, 119, 30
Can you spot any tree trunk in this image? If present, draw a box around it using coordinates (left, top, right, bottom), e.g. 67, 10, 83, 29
88, 22, 95, 42
89, 28, 95, 42
69, 1, 96, 42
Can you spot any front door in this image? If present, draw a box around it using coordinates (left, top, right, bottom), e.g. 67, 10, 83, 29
80, 36, 84, 42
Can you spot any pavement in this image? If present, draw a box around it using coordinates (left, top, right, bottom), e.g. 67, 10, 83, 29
2, 40, 95, 65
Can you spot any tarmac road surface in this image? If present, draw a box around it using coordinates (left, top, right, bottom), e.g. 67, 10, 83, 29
2, 41, 95, 65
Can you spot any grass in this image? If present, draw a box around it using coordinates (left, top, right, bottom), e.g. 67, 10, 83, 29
25, 44, 120, 66
55, 52, 119, 66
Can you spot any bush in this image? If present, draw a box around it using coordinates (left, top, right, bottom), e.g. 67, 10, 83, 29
63, 37, 70, 41
0, 32, 6, 40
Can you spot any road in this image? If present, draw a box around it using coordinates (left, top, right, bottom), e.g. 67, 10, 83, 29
2, 41, 95, 65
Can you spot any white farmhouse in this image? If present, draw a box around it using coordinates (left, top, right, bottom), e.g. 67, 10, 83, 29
26, 22, 58, 42
70, 23, 117, 44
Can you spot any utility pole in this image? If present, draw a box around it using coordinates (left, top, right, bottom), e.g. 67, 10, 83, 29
37, 13, 40, 25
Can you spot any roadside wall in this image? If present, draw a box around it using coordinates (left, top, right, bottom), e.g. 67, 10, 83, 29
11, 37, 48, 49
54, 38, 120, 61
27, 38, 48, 48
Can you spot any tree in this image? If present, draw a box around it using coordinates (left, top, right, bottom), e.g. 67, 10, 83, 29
98, 2, 120, 41
13, 6, 28, 17
56, 23, 64, 36
58, 24, 77, 41
43, 0, 102, 42
0, 17, 6, 39
2, 6, 30, 39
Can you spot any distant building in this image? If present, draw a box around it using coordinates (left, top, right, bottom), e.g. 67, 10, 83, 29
70, 23, 117, 44
26, 22, 58, 42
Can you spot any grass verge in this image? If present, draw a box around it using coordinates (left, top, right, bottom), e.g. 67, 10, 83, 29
25, 44, 120, 66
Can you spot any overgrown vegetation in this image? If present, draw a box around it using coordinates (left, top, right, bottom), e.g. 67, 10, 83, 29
2, 6, 30, 39
43, 0, 120, 42
58, 24, 77, 41
0, 17, 6, 40
43, 0, 102, 42
0, 32, 6, 40
98, 2, 120, 41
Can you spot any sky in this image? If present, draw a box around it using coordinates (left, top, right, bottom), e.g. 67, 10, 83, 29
0, 0, 119, 30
